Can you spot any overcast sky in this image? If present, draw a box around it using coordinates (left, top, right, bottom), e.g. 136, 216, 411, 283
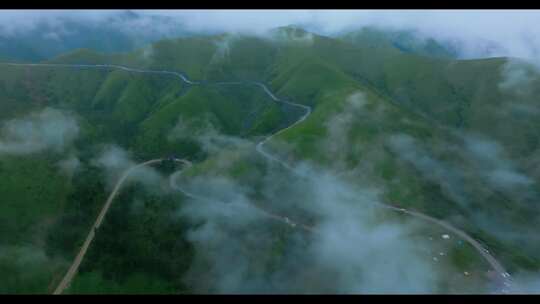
1, 10, 540, 61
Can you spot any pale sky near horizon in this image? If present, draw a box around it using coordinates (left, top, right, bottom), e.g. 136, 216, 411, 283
0, 10, 539, 61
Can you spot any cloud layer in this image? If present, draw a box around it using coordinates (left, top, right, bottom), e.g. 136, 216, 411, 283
2, 10, 540, 62
177, 158, 441, 293
0, 107, 79, 156
92, 144, 164, 191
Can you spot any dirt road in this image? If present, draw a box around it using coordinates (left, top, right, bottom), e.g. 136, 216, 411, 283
52, 159, 163, 294
168, 159, 316, 233
1, 61, 511, 293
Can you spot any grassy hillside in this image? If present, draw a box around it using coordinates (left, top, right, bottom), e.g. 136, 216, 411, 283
338, 27, 459, 59
0, 38, 302, 293
1, 27, 540, 293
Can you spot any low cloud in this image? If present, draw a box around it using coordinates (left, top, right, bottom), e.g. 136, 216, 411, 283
0, 107, 79, 156
498, 59, 540, 95
387, 131, 536, 206
168, 115, 251, 157
141, 44, 154, 60
321, 91, 370, 171
209, 34, 239, 64
387, 133, 469, 207
144, 10, 540, 63
0, 244, 67, 293
56, 153, 81, 177
0, 10, 185, 40
172, 124, 443, 293
386, 131, 540, 280
267, 27, 315, 46
3, 10, 540, 63
462, 133, 534, 195
92, 144, 164, 191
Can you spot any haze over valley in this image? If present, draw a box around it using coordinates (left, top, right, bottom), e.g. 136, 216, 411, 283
1, 9, 540, 294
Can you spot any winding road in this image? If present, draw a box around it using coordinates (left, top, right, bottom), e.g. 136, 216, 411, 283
168, 163, 317, 234
52, 159, 163, 294
0, 61, 511, 294
383, 204, 508, 276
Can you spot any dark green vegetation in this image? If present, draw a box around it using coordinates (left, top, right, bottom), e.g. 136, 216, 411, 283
0, 153, 72, 293
1, 25, 539, 293
67, 181, 193, 294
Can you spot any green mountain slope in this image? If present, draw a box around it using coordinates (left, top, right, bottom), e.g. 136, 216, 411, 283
1, 26, 540, 293
338, 26, 459, 59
